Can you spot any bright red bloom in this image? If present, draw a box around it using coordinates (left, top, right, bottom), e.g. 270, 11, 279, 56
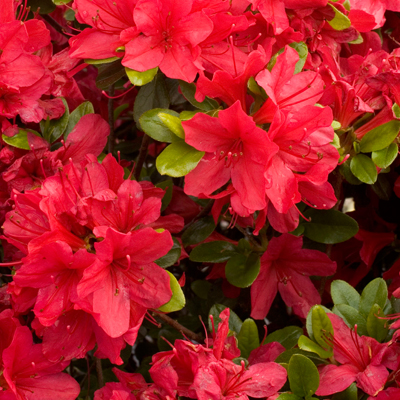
251, 234, 336, 319
183, 101, 278, 211
123, 0, 213, 82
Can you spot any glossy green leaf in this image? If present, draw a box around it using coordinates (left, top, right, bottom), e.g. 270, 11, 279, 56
359, 119, 400, 153
85, 57, 120, 65
225, 253, 260, 288
157, 271, 185, 312
65, 101, 94, 138
155, 238, 181, 268
277, 394, 302, 400
2, 129, 41, 150
303, 209, 359, 244
331, 280, 361, 309
289, 42, 308, 74
156, 140, 204, 177
366, 304, 388, 342
181, 216, 215, 246
208, 305, 242, 334
179, 81, 219, 111
156, 180, 173, 211
350, 154, 377, 184
327, 4, 351, 30
125, 67, 158, 86
96, 61, 126, 90
311, 305, 334, 352
140, 109, 180, 143
359, 278, 388, 317
288, 354, 320, 397
237, 319, 260, 359
158, 112, 185, 139
134, 74, 170, 127
276, 348, 327, 365
297, 335, 332, 359
264, 326, 303, 349
371, 143, 398, 169
333, 304, 367, 336
40, 98, 69, 143
189, 241, 237, 263
332, 383, 358, 400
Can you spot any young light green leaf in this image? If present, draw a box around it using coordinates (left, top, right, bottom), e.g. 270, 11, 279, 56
331, 280, 361, 309
350, 154, 377, 184
140, 109, 180, 143
156, 140, 204, 177
237, 319, 260, 359
2, 129, 41, 150
225, 253, 261, 288
157, 271, 185, 312
288, 354, 320, 397
311, 305, 334, 351
298, 335, 332, 359
158, 112, 185, 139
125, 67, 158, 86
327, 4, 351, 30
288, 42, 308, 74
85, 57, 120, 65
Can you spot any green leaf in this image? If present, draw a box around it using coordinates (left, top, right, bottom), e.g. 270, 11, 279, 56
306, 305, 332, 340
359, 278, 388, 317
264, 326, 303, 350
125, 67, 158, 86
393, 103, 400, 118
297, 335, 332, 359
288, 42, 308, 74
191, 280, 212, 300
332, 304, 368, 336
52, 0, 70, 5
311, 305, 334, 353
2, 129, 41, 150
96, 61, 126, 90
85, 57, 120, 65
303, 209, 359, 244
40, 98, 69, 143
134, 74, 170, 128
208, 305, 242, 334
225, 253, 260, 288
158, 112, 185, 139
179, 81, 219, 111
372, 143, 398, 169
156, 140, 204, 177
181, 216, 215, 246
155, 238, 181, 268
65, 101, 94, 138
332, 383, 358, 400
276, 348, 327, 365
359, 119, 400, 153
237, 319, 260, 359
331, 280, 361, 309
277, 394, 302, 400
157, 271, 185, 312
366, 304, 388, 342
189, 241, 237, 263
327, 4, 351, 30
156, 180, 173, 211
288, 354, 320, 397
140, 109, 180, 143
350, 154, 377, 184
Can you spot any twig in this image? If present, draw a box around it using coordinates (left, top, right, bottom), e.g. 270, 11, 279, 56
154, 312, 204, 343
235, 225, 264, 252
107, 85, 115, 154
134, 134, 150, 180
95, 358, 104, 388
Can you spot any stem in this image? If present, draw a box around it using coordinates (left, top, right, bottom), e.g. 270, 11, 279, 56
235, 225, 264, 252
95, 357, 104, 388
154, 312, 204, 343
134, 134, 150, 180
107, 85, 115, 154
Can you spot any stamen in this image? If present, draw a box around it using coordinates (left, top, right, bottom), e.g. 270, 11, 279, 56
101, 85, 135, 99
